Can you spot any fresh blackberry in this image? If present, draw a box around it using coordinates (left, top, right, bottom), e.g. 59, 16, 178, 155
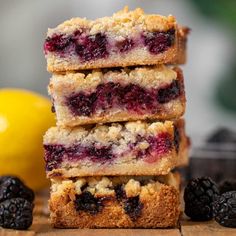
213, 191, 236, 228
0, 198, 33, 230
184, 177, 219, 221
219, 180, 236, 194
0, 176, 34, 203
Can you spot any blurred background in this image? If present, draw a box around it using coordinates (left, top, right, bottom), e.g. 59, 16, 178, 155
0, 0, 236, 184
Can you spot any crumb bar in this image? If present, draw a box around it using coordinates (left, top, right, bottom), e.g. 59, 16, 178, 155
49, 65, 185, 126
49, 172, 180, 228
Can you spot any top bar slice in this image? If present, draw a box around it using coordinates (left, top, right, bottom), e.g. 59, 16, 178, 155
44, 7, 188, 72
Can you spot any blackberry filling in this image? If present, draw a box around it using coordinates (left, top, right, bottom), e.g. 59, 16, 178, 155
44, 34, 72, 53
75, 33, 109, 61
86, 145, 114, 163
114, 184, 126, 201
44, 132, 173, 169
143, 29, 175, 54
66, 80, 181, 117
157, 80, 181, 104
74, 191, 104, 215
44, 145, 65, 171
44, 29, 175, 57
124, 196, 143, 220
116, 39, 135, 53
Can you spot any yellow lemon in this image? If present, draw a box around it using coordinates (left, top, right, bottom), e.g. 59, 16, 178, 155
0, 88, 55, 190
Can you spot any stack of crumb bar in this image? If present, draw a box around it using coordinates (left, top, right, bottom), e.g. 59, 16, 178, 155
43, 7, 190, 228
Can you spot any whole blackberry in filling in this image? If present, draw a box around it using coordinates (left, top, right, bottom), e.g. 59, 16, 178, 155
124, 196, 143, 220
143, 29, 175, 54
0, 198, 33, 230
0, 176, 34, 203
74, 191, 104, 215
67, 92, 97, 117
184, 177, 219, 221
122, 84, 155, 112
75, 33, 108, 61
44, 34, 72, 53
213, 191, 236, 228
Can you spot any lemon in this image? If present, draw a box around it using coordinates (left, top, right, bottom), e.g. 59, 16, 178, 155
0, 88, 55, 190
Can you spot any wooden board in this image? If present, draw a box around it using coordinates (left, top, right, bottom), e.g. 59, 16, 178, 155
1, 195, 236, 236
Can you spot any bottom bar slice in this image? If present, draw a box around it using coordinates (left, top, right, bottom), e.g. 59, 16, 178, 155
49, 172, 180, 228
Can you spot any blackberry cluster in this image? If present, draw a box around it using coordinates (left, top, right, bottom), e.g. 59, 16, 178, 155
0, 198, 33, 230
0, 176, 34, 203
213, 191, 236, 228
0, 176, 34, 230
184, 177, 219, 221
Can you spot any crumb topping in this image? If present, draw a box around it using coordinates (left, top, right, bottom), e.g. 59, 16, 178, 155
50, 173, 179, 198
47, 7, 176, 37
44, 120, 174, 146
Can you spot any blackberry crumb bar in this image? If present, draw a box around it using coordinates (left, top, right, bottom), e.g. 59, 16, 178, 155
44, 119, 189, 178
44, 7, 189, 72
49, 172, 180, 228
49, 65, 185, 126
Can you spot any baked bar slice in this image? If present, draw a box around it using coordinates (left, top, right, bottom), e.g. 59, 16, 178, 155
49, 172, 180, 228
44, 7, 189, 72
49, 65, 185, 126
43, 119, 189, 178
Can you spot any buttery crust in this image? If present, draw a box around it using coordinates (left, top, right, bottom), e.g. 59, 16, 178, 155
44, 119, 189, 178
49, 172, 181, 228
45, 7, 189, 72
49, 65, 186, 126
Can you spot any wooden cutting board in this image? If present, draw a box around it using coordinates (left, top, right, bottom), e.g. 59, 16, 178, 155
1, 195, 236, 236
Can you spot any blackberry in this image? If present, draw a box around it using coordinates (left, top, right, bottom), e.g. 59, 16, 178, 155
124, 196, 143, 220
184, 177, 219, 221
0, 198, 33, 230
219, 180, 236, 194
0, 176, 34, 203
213, 191, 236, 228
74, 191, 104, 215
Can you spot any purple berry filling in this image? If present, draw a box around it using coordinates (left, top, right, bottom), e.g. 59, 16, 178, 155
124, 196, 143, 220
157, 79, 181, 104
74, 185, 143, 219
44, 145, 65, 171
44, 28, 175, 60
44, 34, 72, 53
134, 133, 173, 163
74, 191, 105, 215
116, 39, 135, 53
66, 80, 182, 117
143, 29, 175, 54
44, 132, 173, 171
75, 33, 109, 61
